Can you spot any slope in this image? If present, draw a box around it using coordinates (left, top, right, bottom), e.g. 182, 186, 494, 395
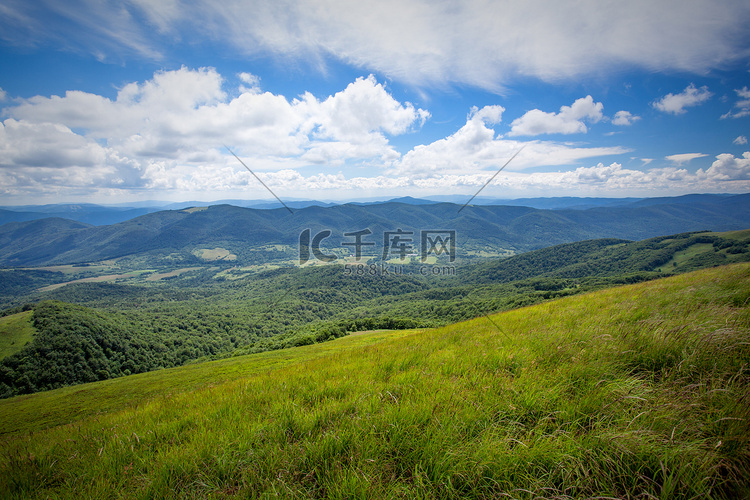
0, 310, 35, 360
463, 229, 750, 284
1, 264, 748, 499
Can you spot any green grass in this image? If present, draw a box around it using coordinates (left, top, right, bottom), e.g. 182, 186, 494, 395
1, 264, 749, 499
662, 242, 715, 268
37, 270, 152, 292
0, 329, 415, 437
0, 311, 35, 360
708, 228, 750, 240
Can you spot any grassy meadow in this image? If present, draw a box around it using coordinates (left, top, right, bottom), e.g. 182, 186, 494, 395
0, 311, 34, 360
1, 264, 749, 498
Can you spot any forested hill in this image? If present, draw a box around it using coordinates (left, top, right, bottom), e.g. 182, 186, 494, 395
1, 229, 749, 399
1, 193, 749, 266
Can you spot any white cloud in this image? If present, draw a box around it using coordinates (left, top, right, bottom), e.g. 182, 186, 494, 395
665, 153, 708, 165
4, 1, 750, 90
243, 157, 750, 199
304, 76, 430, 142
0, 87, 6, 101
12, 66, 228, 140
394, 105, 626, 177
0, 0, 163, 61
721, 87, 750, 119
7, 69, 428, 169
699, 152, 750, 180
508, 96, 604, 136
5, 71, 628, 200
0, 119, 139, 196
734, 135, 748, 145
6, 66, 749, 203
652, 84, 712, 114
470, 105, 504, 125
1, 69, 437, 197
0, 68, 637, 201
0, 119, 107, 169
237, 72, 261, 94
612, 110, 641, 126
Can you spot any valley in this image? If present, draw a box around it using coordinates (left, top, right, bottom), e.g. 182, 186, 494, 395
1, 225, 749, 400
1, 196, 749, 498
6, 2, 750, 496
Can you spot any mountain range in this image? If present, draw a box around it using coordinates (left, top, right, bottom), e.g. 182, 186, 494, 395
2, 194, 738, 226
0, 193, 748, 267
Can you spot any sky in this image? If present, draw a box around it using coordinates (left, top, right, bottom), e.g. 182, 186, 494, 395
1, 0, 750, 205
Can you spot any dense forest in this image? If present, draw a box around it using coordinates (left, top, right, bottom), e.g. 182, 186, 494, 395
1, 230, 749, 398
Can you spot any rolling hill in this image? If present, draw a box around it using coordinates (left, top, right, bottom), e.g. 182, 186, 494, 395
1, 229, 749, 400
1, 194, 749, 267
1, 264, 748, 498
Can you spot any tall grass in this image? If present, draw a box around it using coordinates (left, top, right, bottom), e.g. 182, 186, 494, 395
1, 264, 749, 498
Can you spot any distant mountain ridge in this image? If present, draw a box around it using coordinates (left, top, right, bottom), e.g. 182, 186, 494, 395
1, 193, 749, 267
1, 193, 739, 226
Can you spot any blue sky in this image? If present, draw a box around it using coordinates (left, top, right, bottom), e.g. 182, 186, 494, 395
1, 0, 749, 205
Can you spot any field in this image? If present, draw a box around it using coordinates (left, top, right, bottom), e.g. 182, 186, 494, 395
192, 248, 238, 262
1, 264, 748, 498
36, 271, 150, 292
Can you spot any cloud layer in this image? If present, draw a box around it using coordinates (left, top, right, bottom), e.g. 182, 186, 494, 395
3, 0, 750, 91
1, 67, 748, 202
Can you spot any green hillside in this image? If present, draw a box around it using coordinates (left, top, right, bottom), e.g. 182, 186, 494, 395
464, 229, 750, 283
1, 229, 749, 400
0, 310, 35, 360
1, 264, 748, 498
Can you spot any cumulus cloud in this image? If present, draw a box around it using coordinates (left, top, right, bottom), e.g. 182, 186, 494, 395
4, 66, 749, 202
4, 69, 631, 200
0, 119, 106, 169
394, 104, 626, 177
305, 76, 430, 142
0, 119, 139, 197
0, 88, 6, 101
1, 68, 438, 196
721, 87, 750, 119
734, 135, 748, 145
699, 152, 750, 180
665, 153, 708, 165
508, 96, 604, 136
12, 66, 227, 141
7, 69, 428, 167
652, 84, 712, 114
612, 110, 640, 126
4, 1, 750, 90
